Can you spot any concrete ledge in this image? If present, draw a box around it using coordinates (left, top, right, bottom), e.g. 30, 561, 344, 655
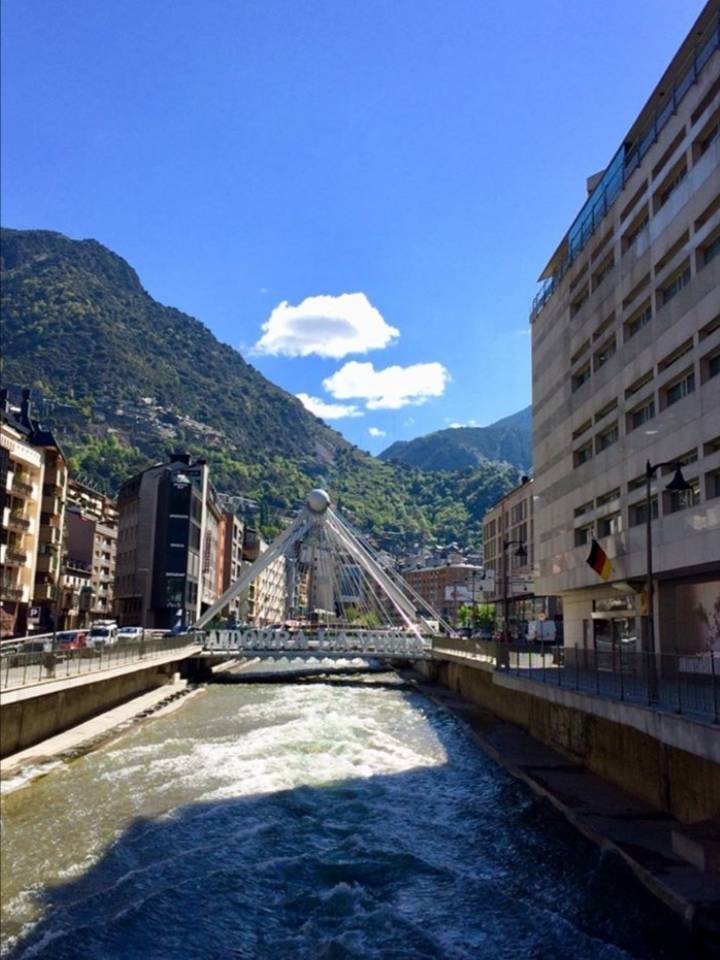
410, 673, 720, 945
0, 647, 202, 758
0, 680, 204, 785
492, 671, 720, 764
419, 657, 720, 824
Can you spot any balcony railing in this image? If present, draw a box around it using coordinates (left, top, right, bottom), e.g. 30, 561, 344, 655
0, 579, 23, 600
530, 14, 720, 321
5, 548, 28, 565
8, 513, 31, 531
11, 478, 33, 497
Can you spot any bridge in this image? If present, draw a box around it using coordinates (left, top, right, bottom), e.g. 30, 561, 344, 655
203, 627, 433, 660
193, 488, 453, 659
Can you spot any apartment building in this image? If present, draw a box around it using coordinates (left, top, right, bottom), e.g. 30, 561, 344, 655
482, 477, 563, 636
115, 452, 215, 629
218, 511, 245, 621
0, 389, 67, 636
531, 4, 720, 655
0, 404, 44, 637
401, 560, 484, 625
61, 479, 118, 626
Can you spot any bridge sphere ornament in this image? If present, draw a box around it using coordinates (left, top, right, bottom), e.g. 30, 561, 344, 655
306, 488, 331, 514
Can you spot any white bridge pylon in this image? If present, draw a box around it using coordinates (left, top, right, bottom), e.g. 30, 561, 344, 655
194, 489, 454, 652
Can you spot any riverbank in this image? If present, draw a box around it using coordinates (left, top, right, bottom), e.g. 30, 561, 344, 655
0, 678, 204, 794
407, 669, 720, 949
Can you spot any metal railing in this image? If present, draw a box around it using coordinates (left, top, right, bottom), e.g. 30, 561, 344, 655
531, 14, 720, 321
0, 634, 198, 692
431, 638, 720, 724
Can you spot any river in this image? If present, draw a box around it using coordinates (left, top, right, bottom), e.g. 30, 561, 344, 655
1, 671, 689, 959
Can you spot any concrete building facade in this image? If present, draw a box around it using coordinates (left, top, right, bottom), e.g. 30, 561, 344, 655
60, 479, 118, 627
0, 389, 67, 636
0, 413, 44, 637
401, 561, 484, 625
115, 452, 216, 629
531, 5, 720, 655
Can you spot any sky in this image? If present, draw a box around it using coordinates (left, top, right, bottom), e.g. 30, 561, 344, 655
1, 0, 706, 453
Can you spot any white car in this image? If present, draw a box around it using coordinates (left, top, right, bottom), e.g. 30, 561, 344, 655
88, 623, 119, 648
117, 626, 145, 642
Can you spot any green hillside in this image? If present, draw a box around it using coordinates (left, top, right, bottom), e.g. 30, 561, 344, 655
379, 406, 532, 472
1, 227, 519, 548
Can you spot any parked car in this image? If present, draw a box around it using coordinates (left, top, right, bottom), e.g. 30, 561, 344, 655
88, 621, 119, 649
56, 630, 88, 651
117, 626, 144, 642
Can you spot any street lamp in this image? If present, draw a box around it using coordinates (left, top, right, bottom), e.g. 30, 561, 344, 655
644, 459, 690, 655
503, 539, 528, 642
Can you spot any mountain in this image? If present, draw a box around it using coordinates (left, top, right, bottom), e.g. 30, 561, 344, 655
379, 406, 532, 472
0, 227, 520, 548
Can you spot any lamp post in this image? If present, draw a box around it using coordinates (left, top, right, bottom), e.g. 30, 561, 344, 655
503, 539, 528, 642
644, 460, 690, 656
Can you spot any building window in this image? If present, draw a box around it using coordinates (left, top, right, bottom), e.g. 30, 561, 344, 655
660, 264, 691, 305
629, 497, 658, 526
700, 349, 720, 384
574, 500, 594, 518
622, 209, 649, 253
574, 443, 593, 467
701, 232, 720, 267
574, 525, 592, 547
705, 470, 720, 501
597, 512, 622, 537
665, 480, 700, 514
655, 161, 687, 211
624, 301, 652, 341
629, 399, 655, 431
592, 255, 614, 290
572, 363, 591, 392
572, 419, 592, 440
593, 337, 617, 371
596, 487, 621, 508
662, 369, 695, 407
571, 287, 589, 317
596, 422, 619, 453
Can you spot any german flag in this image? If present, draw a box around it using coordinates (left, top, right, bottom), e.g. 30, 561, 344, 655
587, 539, 613, 581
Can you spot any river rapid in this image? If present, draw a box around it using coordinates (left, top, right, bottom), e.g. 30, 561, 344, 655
1, 672, 689, 959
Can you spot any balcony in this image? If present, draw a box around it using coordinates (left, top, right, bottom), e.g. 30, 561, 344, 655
35, 553, 56, 573
42, 495, 62, 514
5, 547, 29, 565
40, 522, 62, 545
33, 582, 54, 601
11, 477, 33, 497
8, 512, 31, 532
0, 580, 24, 600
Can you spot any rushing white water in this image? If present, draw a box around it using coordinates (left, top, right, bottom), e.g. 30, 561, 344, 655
1, 674, 688, 959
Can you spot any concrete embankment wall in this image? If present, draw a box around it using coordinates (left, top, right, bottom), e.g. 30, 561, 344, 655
416, 657, 720, 824
1, 664, 177, 758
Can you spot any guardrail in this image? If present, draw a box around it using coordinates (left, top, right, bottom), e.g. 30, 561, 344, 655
0, 634, 198, 691
431, 638, 720, 724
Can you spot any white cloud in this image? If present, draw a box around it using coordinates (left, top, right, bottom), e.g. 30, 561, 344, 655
323, 361, 450, 410
296, 393, 363, 420
448, 419, 480, 429
253, 292, 399, 359
368, 427, 387, 438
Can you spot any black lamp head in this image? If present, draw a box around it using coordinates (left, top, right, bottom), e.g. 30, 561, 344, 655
665, 464, 691, 493
514, 543, 528, 561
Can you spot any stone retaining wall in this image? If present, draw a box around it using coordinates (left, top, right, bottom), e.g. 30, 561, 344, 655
417, 658, 720, 824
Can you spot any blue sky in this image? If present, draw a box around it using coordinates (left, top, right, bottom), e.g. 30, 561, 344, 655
1, 0, 705, 452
